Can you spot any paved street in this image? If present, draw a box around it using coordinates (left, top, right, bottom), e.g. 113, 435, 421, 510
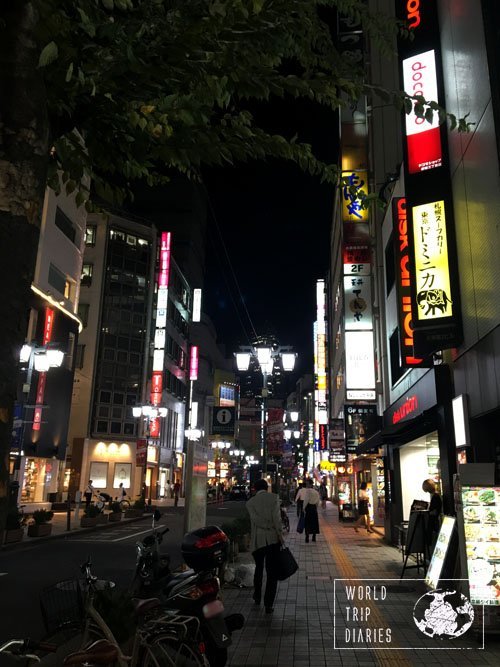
2, 499, 500, 666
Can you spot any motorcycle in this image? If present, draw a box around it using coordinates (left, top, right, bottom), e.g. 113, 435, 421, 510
131, 510, 244, 667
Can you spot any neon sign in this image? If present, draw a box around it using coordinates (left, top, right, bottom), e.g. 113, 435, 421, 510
392, 395, 418, 424
393, 198, 424, 366
406, 0, 421, 29
402, 50, 442, 174
189, 346, 199, 381
412, 200, 452, 321
33, 308, 54, 433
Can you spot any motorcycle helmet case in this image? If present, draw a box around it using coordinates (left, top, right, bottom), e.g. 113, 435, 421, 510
181, 525, 229, 571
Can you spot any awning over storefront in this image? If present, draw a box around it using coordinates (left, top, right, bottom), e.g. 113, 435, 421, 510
356, 410, 437, 454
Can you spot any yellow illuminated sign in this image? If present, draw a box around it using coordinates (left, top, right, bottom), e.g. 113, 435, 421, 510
412, 200, 453, 321
320, 461, 336, 471
342, 170, 369, 222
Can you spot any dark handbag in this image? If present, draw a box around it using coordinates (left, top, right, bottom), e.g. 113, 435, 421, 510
274, 546, 299, 581
296, 511, 305, 534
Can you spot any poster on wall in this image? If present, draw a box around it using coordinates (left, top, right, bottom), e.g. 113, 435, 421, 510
113, 463, 132, 489
89, 461, 108, 488
461, 485, 500, 606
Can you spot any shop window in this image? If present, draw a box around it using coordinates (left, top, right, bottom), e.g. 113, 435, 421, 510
85, 225, 97, 246
385, 234, 395, 295
78, 303, 90, 327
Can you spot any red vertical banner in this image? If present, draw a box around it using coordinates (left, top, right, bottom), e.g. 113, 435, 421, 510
32, 308, 55, 434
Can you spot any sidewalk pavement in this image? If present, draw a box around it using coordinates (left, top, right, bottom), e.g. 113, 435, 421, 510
223, 502, 500, 667
1, 497, 184, 551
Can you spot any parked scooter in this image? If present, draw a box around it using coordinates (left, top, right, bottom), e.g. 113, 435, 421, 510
130, 510, 244, 667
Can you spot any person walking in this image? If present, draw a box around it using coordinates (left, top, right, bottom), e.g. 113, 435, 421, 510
246, 479, 284, 614
303, 479, 320, 543
295, 482, 306, 518
353, 482, 373, 533
173, 480, 181, 507
118, 482, 127, 502
84, 480, 94, 510
319, 479, 328, 510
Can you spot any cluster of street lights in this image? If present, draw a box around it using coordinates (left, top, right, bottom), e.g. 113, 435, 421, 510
235, 344, 296, 478
20, 343, 64, 372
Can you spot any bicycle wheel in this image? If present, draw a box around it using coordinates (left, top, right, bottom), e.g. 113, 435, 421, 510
140, 634, 207, 667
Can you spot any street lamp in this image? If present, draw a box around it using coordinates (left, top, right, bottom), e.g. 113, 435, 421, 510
235, 343, 297, 481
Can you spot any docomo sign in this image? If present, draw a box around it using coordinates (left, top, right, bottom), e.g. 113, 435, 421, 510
402, 50, 442, 174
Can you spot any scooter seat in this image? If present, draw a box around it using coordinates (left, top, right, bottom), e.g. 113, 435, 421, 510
162, 569, 196, 597
63, 639, 119, 665
133, 597, 162, 616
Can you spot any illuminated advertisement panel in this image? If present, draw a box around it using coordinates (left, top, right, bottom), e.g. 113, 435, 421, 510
315, 281, 328, 433
189, 346, 199, 381
342, 170, 369, 222
402, 50, 442, 174
345, 331, 376, 390
412, 200, 452, 321
425, 516, 456, 590
192, 288, 202, 322
393, 198, 426, 367
33, 308, 54, 432
343, 275, 372, 330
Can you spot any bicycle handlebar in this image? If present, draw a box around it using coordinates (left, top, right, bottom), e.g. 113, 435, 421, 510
0, 638, 57, 654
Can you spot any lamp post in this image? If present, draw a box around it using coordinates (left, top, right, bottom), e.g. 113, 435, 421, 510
132, 404, 168, 502
235, 344, 296, 482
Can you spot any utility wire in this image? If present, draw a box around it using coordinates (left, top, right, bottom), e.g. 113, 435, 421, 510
202, 181, 259, 345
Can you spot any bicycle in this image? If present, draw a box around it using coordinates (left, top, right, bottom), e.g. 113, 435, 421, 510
0, 638, 57, 663
40, 557, 209, 666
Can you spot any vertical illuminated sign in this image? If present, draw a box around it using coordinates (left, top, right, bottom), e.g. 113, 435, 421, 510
192, 288, 202, 322
412, 200, 453, 321
393, 198, 425, 366
402, 50, 442, 174
149, 232, 171, 438
342, 171, 369, 222
315, 280, 328, 437
189, 346, 199, 381
32, 308, 54, 433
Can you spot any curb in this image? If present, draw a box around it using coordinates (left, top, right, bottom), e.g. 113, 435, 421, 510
0, 514, 151, 552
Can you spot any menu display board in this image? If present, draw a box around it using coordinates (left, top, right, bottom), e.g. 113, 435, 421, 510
461, 485, 500, 605
425, 516, 456, 589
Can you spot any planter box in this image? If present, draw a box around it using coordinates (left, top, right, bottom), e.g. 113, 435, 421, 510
96, 513, 108, 524
108, 512, 122, 522
4, 528, 24, 544
27, 523, 53, 538
124, 509, 144, 519
80, 517, 98, 528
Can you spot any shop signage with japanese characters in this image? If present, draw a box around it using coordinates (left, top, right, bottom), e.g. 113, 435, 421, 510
343, 275, 372, 330
342, 170, 369, 222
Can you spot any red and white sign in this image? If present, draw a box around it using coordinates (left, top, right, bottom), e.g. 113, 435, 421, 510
33, 308, 54, 433
158, 232, 171, 287
402, 49, 442, 174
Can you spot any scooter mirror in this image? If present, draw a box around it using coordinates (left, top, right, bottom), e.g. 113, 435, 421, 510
153, 509, 162, 522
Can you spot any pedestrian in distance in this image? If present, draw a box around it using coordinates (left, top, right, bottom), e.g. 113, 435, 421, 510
118, 482, 127, 500
303, 479, 320, 543
353, 482, 373, 533
295, 482, 306, 518
173, 481, 181, 507
84, 480, 94, 510
169, 482, 175, 499
246, 478, 284, 614
319, 478, 328, 510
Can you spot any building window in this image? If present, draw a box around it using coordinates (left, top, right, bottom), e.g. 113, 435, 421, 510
96, 420, 108, 433
85, 225, 97, 246
123, 422, 135, 435
81, 263, 93, 286
48, 263, 67, 296
75, 344, 85, 369
55, 207, 77, 244
110, 422, 121, 434
100, 391, 111, 403
78, 303, 90, 328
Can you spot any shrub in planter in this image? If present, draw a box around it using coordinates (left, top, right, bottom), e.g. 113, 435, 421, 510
125, 499, 145, 518
28, 509, 54, 537
4, 508, 26, 543
81, 504, 100, 527
108, 501, 122, 522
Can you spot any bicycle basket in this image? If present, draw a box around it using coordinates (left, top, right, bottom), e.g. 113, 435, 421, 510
40, 579, 84, 635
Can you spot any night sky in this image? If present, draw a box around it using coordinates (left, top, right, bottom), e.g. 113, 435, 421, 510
202, 97, 338, 377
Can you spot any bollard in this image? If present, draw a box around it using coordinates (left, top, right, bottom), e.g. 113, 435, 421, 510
66, 494, 72, 532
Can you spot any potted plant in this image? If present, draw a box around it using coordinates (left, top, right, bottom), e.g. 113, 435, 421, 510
125, 499, 145, 519
27, 509, 54, 537
108, 501, 123, 522
4, 508, 26, 544
80, 504, 100, 527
